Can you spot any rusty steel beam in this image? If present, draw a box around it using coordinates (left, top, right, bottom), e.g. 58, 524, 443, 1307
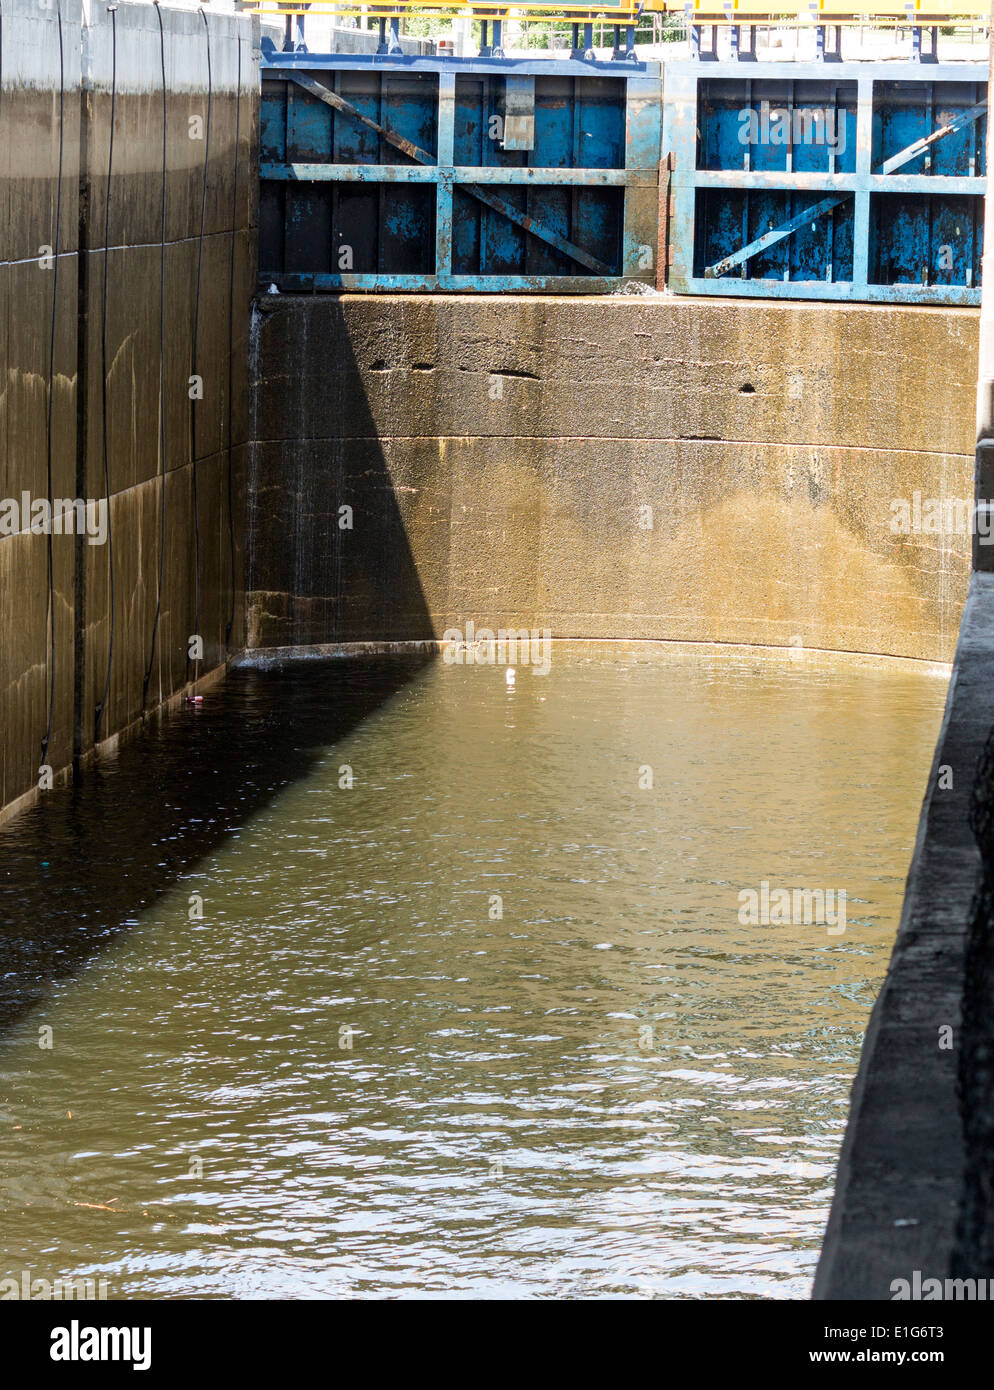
656, 150, 675, 290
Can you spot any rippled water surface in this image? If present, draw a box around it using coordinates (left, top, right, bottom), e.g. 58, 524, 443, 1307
0, 648, 948, 1298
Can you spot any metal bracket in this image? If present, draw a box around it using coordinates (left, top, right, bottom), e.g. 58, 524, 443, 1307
503, 76, 535, 151
911, 23, 940, 62
690, 18, 719, 61
282, 15, 307, 53
729, 21, 757, 61
612, 24, 637, 62
376, 17, 403, 55
816, 23, 843, 61
571, 21, 596, 62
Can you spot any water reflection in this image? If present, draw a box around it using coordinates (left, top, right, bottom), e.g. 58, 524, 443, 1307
0, 648, 947, 1298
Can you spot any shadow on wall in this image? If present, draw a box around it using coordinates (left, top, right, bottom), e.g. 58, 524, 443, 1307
0, 654, 431, 1034
246, 295, 436, 648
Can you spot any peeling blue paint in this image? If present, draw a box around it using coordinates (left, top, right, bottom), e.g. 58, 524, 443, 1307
665, 57, 987, 304
259, 52, 662, 291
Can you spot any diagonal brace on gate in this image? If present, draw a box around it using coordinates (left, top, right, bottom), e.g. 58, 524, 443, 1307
879, 99, 987, 175
287, 72, 614, 277
704, 193, 850, 279
704, 97, 986, 280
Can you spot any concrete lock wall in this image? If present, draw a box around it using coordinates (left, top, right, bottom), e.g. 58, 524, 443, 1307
246, 295, 978, 663
0, 0, 258, 824
814, 571, 994, 1299
0, 0, 83, 820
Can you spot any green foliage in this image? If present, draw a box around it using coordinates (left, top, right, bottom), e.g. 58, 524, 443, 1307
401, 10, 460, 40
396, 10, 685, 49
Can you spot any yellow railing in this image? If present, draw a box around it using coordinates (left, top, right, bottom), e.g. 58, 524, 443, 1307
245, 0, 993, 13
248, 3, 646, 17
679, 0, 990, 11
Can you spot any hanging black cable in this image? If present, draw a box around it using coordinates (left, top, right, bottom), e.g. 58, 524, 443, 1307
224, 33, 241, 647
142, 1, 168, 709
188, 6, 212, 685
94, 5, 117, 737
40, 0, 65, 770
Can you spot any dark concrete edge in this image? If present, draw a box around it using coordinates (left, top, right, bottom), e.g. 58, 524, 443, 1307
235, 636, 953, 673
813, 571, 994, 1300
0, 662, 230, 831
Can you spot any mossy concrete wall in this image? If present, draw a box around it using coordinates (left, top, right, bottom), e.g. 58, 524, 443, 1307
246, 295, 978, 662
78, 1, 256, 748
0, 0, 83, 819
0, 0, 258, 824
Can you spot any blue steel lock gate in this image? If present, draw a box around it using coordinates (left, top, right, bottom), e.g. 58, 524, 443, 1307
258, 48, 664, 293
257, 13, 990, 304
664, 58, 988, 305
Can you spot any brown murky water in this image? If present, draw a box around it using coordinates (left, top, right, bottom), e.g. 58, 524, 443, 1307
0, 647, 947, 1298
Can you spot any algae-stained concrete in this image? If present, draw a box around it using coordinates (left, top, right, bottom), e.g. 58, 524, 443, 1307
78, 0, 257, 751
247, 295, 978, 663
0, 0, 82, 816
0, 0, 257, 824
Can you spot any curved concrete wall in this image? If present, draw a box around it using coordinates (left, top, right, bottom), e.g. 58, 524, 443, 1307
247, 295, 978, 662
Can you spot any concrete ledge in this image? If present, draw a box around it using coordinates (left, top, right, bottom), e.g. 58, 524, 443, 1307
0, 661, 228, 830
814, 571, 994, 1299
236, 635, 953, 675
